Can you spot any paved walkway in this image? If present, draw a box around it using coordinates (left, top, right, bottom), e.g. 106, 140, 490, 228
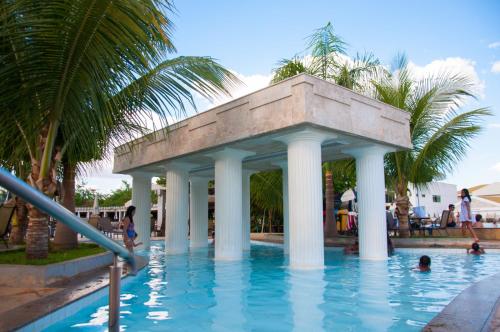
250, 232, 500, 249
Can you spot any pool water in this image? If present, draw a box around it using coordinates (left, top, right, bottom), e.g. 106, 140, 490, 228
46, 242, 500, 331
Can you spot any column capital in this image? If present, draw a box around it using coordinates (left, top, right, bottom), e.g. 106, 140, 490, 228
206, 147, 254, 161
164, 161, 198, 172
274, 128, 336, 145
129, 171, 153, 179
242, 168, 258, 177
189, 175, 211, 183
342, 144, 395, 158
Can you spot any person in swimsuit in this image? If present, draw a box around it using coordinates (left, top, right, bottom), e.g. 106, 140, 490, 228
417, 255, 431, 272
122, 205, 142, 252
459, 188, 479, 243
467, 242, 485, 255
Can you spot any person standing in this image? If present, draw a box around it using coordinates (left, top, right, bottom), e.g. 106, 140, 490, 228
122, 205, 142, 252
460, 188, 479, 243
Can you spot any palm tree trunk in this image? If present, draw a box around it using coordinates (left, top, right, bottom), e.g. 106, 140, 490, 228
324, 170, 338, 238
9, 197, 27, 245
54, 161, 78, 249
261, 209, 266, 233
396, 182, 411, 238
25, 123, 60, 259
268, 209, 273, 233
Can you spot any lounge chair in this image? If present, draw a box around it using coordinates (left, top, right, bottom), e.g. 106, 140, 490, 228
423, 210, 450, 236
0, 203, 16, 248
98, 217, 122, 239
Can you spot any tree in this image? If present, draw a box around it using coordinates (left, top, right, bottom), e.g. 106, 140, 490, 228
270, 22, 377, 238
373, 55, 491, 237
0, 0, 239, 258
250, 171, 283, 232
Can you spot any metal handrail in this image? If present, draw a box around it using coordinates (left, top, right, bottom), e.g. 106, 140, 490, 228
0, 167, 134, 331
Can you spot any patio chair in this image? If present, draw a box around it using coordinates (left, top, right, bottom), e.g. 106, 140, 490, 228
423, 210, 450, 236
0, 203, 16, 248
98, 217, 122, 239
435, 210, 450, 236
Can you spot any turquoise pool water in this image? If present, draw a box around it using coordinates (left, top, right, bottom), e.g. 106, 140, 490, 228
46, 242, 500, 331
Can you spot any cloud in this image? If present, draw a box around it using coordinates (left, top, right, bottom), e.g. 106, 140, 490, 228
208, 72, 273, 107
489, 123, 500, 128
488, 41, 500, 49
491, 61, 500, 74
491, 162, 500, 173
407, 57, 485, 98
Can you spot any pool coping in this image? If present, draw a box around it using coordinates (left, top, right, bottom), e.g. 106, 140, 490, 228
423, 271, 500, 332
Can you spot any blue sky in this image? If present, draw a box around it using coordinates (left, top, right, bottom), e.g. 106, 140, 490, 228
87, 0, 500, 192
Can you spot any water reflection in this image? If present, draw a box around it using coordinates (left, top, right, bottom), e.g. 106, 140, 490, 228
288, 268, 326, 331
358, 260, 394, 331
210, 260, 246, 331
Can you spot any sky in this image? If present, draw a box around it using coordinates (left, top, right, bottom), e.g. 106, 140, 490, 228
84, 0, 500, 193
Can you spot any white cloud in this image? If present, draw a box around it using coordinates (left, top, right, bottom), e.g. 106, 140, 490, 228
489, 123, 500, 128
491, 162, 500, 173
407, 57, 485, 98
208, 72, 273, 107
488, 41, 500, 49
491, 61, 500, 74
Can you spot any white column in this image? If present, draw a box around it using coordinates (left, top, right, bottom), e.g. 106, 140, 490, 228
277, 129, 330, 269
190, 177, 209, 248
157, 189, 166, 233
274, 161, 290, 255
131, 173, 152, 250
212, 148, 254, 260
346, 146, 389, 260
165, 165, 190, 254
242, 170, 253, 251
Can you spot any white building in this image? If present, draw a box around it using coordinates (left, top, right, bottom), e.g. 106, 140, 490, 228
408, 182, 457, 218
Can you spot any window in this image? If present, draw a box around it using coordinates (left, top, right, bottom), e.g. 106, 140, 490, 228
432, 195, 441, 203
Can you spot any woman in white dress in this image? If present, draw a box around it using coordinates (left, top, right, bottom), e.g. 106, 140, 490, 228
460, 188, 479, 242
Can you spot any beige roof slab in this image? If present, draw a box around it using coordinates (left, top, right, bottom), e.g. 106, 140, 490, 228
113, 74, 411, 177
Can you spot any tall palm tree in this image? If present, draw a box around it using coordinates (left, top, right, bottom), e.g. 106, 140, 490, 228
0, 0, 239, 258
270, 23, 379, 238
373, 55, 491, 237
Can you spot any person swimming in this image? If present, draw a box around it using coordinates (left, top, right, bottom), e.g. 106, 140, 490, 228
418, 255, 431, 272
467, 242, 485, 255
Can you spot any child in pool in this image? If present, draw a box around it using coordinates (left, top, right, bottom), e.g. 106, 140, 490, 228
417, 255, 431, 272
467, 242, 485, 255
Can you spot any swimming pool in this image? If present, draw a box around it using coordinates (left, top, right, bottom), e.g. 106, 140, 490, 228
44, 242, 500, 331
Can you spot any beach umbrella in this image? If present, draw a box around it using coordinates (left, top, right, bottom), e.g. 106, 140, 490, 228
341, 189, 356, 202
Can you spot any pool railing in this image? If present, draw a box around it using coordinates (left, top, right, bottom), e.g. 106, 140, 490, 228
0, 167, 133, 331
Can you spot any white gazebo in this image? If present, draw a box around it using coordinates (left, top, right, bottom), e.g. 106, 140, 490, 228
113, 74, 411, 269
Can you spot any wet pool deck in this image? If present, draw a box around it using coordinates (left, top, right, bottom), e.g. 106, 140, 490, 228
2, 235, 500, 331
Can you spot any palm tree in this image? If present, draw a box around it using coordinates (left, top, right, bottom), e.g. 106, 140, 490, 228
373, 55, 491, 237
250, 171, 283, 232
270, 23, 379, 238
307, 22, 347, 80
0, 1, 239, 258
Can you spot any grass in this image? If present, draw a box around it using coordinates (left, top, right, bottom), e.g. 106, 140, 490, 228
0, 243, 106, 265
